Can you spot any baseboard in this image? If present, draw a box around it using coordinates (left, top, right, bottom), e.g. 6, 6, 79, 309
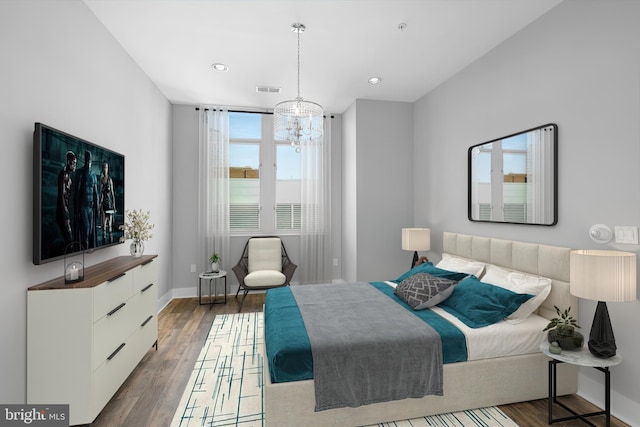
578, 370, 639, 426
157, 286, 240, 312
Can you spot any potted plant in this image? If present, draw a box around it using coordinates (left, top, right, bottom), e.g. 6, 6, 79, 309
209, 253, 221, 272
544, 306, 583, 350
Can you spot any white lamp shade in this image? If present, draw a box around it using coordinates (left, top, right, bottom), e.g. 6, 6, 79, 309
570, 250, 637, 302
402, 228, 431, 252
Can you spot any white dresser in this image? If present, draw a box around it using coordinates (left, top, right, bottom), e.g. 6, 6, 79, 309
27, 255, 158, 426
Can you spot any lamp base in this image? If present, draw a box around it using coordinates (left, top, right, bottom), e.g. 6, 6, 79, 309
411, 251, 419, 270
588, 301, 617, 358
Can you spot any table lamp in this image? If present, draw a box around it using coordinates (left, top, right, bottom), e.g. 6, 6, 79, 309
570, 249, 636, 358
401, 228, 430, 270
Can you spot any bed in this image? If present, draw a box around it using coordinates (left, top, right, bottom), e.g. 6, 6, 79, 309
262, 232, 579, 427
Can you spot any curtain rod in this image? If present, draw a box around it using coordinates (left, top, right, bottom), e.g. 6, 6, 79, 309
195, 107, 334, 119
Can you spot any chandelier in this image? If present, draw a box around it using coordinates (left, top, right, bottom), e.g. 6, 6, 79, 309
274, 23, 324, 152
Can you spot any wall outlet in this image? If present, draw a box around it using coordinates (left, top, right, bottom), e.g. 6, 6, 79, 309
333, 258, 339, 267
190, 264, 197, 273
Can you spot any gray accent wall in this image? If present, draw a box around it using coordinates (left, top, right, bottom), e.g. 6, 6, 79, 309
413, 1, 640, 423
342, 99, 415, 282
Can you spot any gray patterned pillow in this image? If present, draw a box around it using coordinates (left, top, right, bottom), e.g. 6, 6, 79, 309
395, 273, 458, 310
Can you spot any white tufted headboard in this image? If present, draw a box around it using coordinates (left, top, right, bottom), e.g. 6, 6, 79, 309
442, 232, 577, 320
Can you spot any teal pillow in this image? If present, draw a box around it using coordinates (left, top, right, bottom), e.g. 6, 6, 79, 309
395, 262, 470, 283
439, 276, 534, 328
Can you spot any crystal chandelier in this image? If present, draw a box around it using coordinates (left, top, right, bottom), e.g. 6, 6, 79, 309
274, 23, 324, 152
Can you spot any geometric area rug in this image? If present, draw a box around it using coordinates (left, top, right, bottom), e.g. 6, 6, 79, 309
170, 312, 520, 427
170, 312, 264, 427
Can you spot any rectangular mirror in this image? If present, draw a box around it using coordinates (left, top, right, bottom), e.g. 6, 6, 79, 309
468, 123, 557, 225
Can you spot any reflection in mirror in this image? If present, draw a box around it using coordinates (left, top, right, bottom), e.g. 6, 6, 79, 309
468, 124, 557, 225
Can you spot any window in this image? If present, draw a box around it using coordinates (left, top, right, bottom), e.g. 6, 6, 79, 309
275, 144, 301, 230
470, 136, 528, 223
501, 135, 527, 223
229, 113, 261, 231
229, 112, 301, 233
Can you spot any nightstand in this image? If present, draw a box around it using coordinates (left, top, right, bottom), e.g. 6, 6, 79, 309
198, 270, 227, 308
540, 341, 622, 427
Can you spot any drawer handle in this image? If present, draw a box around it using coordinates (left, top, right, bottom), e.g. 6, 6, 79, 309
108, 272, 126, 282
141, 315, 153, 327
141, 259, 153, 266
107, 343, 126, 361
141, 283, 154, 293
107, 303, 126, 316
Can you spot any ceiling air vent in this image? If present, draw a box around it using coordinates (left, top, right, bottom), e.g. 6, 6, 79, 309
256, 86, 281, 93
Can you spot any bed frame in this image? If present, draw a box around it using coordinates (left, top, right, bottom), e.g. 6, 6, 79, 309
263, 232, 579, 426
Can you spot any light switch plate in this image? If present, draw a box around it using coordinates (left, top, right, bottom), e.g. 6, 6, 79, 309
614, 226, 639, 244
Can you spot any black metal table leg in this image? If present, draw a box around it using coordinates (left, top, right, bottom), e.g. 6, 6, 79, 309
548, 360, 610, 426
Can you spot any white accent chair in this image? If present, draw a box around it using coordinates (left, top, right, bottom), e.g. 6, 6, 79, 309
232, 236, 297, 311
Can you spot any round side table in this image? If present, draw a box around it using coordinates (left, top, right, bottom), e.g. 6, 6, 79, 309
198, 270, 227, 309
540, 341, 622, 426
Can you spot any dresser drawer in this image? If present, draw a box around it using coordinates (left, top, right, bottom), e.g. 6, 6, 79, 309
131, 312, 158, 362
138, 281, 157, 315
93, 271, 134, 321
92, 330, 141, 418
133, 259, 157, 293
93, 293, 140, 369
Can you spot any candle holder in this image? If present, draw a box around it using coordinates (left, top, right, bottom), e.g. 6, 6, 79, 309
64, 242, 85, 284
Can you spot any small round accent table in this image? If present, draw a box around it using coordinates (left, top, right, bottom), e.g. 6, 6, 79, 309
540, 341, 622, 427
198, 270, 227, 309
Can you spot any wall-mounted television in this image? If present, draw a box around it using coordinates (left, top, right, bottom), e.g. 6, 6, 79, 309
33, 123, 125, 265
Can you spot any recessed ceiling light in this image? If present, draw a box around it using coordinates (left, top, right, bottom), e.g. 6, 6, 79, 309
211, 63, 229, 72
368, 77, 382, 84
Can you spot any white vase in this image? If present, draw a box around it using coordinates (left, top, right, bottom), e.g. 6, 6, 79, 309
130, 240, 144, 258
211, 262, 219, 272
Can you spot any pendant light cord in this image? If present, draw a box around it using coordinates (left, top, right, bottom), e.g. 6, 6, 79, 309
296, 25, 301, 99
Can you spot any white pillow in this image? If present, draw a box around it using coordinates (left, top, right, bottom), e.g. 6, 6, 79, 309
481, 264, 511, 287
436, 253, 486, 278
482, 264, 552, 324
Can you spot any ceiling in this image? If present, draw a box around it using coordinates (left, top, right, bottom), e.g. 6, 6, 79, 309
83, 0, 563, 114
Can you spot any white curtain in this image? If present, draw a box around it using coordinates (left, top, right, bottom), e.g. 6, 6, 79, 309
526, 126, 553, 223
299, 117, 332, 284
198, 108, 230, 272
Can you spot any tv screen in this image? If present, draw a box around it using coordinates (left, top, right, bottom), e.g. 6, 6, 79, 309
33, 123, 125, 265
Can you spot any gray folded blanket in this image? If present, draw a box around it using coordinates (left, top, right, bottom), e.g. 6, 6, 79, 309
291, 282, 443, 411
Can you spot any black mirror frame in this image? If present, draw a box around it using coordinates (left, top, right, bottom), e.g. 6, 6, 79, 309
467, 123, 558, 226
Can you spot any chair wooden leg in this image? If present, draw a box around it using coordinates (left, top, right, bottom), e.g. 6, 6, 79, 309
235, 286, 242, 298
238, 290, 249, 312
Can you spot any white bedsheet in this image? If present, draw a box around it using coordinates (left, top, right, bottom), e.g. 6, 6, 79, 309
384, 281, 548, 361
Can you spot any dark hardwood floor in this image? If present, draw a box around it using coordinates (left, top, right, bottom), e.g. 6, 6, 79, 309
91, 294, 630, 427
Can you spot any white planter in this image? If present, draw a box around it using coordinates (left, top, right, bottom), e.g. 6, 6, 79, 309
211, 262, 219, 272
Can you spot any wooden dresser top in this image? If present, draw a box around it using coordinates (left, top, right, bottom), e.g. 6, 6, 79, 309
29, 255, 158, 291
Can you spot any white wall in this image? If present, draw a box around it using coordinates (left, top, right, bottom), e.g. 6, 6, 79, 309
0, 0, 172, 404
342, 99, 415, 282
413, 1, 640, 424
